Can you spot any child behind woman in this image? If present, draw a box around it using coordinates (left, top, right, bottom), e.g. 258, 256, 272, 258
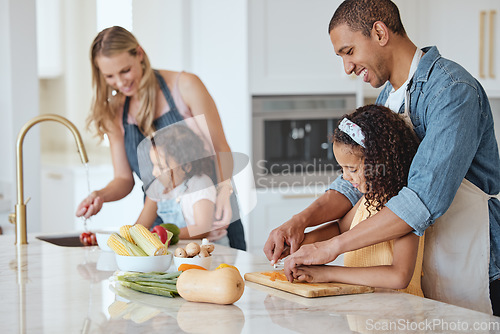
142, 123, 229, 246
293, 104, 423, 296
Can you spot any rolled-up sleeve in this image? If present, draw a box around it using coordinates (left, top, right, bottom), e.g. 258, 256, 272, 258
328, 175, 363, 206
385, 187, 432, 236
386, 82, 483, 235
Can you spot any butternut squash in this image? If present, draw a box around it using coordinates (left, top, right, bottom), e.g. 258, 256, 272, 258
176, 267, 245, 304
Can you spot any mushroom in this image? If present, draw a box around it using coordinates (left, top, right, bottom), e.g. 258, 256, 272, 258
175, 247, 187, 258
199, 248, 210, 257
200, 244, 215, 254
185, 242, 201, 257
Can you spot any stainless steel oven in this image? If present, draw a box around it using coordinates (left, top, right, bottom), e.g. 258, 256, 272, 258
252, 94, 356, 189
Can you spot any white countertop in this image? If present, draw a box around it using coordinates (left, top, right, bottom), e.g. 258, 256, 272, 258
1, 234, 499, 333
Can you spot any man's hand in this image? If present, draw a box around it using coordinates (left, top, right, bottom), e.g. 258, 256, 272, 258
263, 217, 307, 265
283, 240, 339, 282
264, 190, 352, 266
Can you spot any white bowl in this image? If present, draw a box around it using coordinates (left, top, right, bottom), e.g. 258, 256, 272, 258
173, 255, 212, 270
95, 230, 115, 252
115, 253, 173, 273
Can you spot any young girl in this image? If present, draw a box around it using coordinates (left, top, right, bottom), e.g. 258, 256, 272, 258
291, 104, 423, 296
143, 123, 229, 246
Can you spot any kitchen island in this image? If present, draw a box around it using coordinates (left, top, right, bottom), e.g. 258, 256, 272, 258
1, 234, 499, 333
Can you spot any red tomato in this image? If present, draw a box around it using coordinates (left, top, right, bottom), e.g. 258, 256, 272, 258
89, 233, 97, 245
79, 232, 97, 246
153, 225, 168, 244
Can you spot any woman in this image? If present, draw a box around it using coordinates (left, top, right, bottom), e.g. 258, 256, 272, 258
76, 26, 245, 250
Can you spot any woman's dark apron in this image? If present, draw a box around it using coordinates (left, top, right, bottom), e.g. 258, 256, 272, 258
122, 70, 246, 250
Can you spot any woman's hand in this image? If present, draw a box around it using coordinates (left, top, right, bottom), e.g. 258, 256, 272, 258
76, 191, 103, 219
79, 232, 97, 246
214, 184, 232, 227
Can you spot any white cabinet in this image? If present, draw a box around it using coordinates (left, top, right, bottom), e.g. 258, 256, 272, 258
36, 0, 63, 78
249, 0, 357, 95
41, 161, 144, 233
418, 0, 500, 97
246, 188, 321, 254
247, 0, 425, 98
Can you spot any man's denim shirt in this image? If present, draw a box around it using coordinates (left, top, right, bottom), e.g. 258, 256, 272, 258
329, 46, 500, 281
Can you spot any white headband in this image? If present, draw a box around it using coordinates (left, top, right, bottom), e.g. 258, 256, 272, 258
338, 118, 366, 148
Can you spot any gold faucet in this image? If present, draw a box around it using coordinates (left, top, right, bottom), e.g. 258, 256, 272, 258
9, 114, 89, 246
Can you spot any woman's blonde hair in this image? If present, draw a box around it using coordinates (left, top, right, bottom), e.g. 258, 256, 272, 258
89, 26, 157, 139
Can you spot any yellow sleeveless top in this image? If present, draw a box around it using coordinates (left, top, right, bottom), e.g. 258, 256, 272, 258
343, 197, 425, 297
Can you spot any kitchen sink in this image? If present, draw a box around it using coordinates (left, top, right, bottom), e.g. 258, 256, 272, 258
37, 233, 85, 247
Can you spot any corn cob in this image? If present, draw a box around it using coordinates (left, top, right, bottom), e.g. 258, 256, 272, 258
119, 225, 135, 244
107, 233, 147, 256
129, 224, 167, 256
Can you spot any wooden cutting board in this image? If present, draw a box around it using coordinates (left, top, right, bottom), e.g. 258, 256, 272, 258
244, 271, 374, 298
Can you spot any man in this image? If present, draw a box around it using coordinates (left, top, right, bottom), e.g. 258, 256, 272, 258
264, 0, 500, 314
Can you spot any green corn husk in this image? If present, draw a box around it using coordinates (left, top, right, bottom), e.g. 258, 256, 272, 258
117, 233, 148, 256
108, 233, 148, 256
129, 224, 166, 256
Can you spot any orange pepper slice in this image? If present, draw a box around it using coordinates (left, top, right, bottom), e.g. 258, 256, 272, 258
178, 264, 207, 271
262, 271, 287, 281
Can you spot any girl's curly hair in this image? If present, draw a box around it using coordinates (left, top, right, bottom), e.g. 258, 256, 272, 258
333, 104, 420, 213
153, 124, 214, 184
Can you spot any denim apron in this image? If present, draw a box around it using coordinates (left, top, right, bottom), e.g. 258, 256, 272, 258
123, 71, 246, 250
123, 70, 184, 178
123, 70, 184, 228
157, 195, 187, 229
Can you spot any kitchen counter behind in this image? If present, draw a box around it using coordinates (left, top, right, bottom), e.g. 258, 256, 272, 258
1, 234, 499, 333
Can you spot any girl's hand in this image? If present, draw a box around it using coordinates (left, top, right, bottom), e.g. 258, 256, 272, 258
214, 183, 232, 227
283, 240, 339, 282
292, 265, 333, 283
76, 191, 103, 219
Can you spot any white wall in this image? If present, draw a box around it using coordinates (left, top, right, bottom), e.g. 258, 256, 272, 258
134, 0, 251, 159
189, 0, 250, 158
189, 0, 254, 224
37, 0, 251, 156
38, 0, 193, 157
39, 0, 97, 155
0, 0, 41, 235
133, 0, 190, 71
